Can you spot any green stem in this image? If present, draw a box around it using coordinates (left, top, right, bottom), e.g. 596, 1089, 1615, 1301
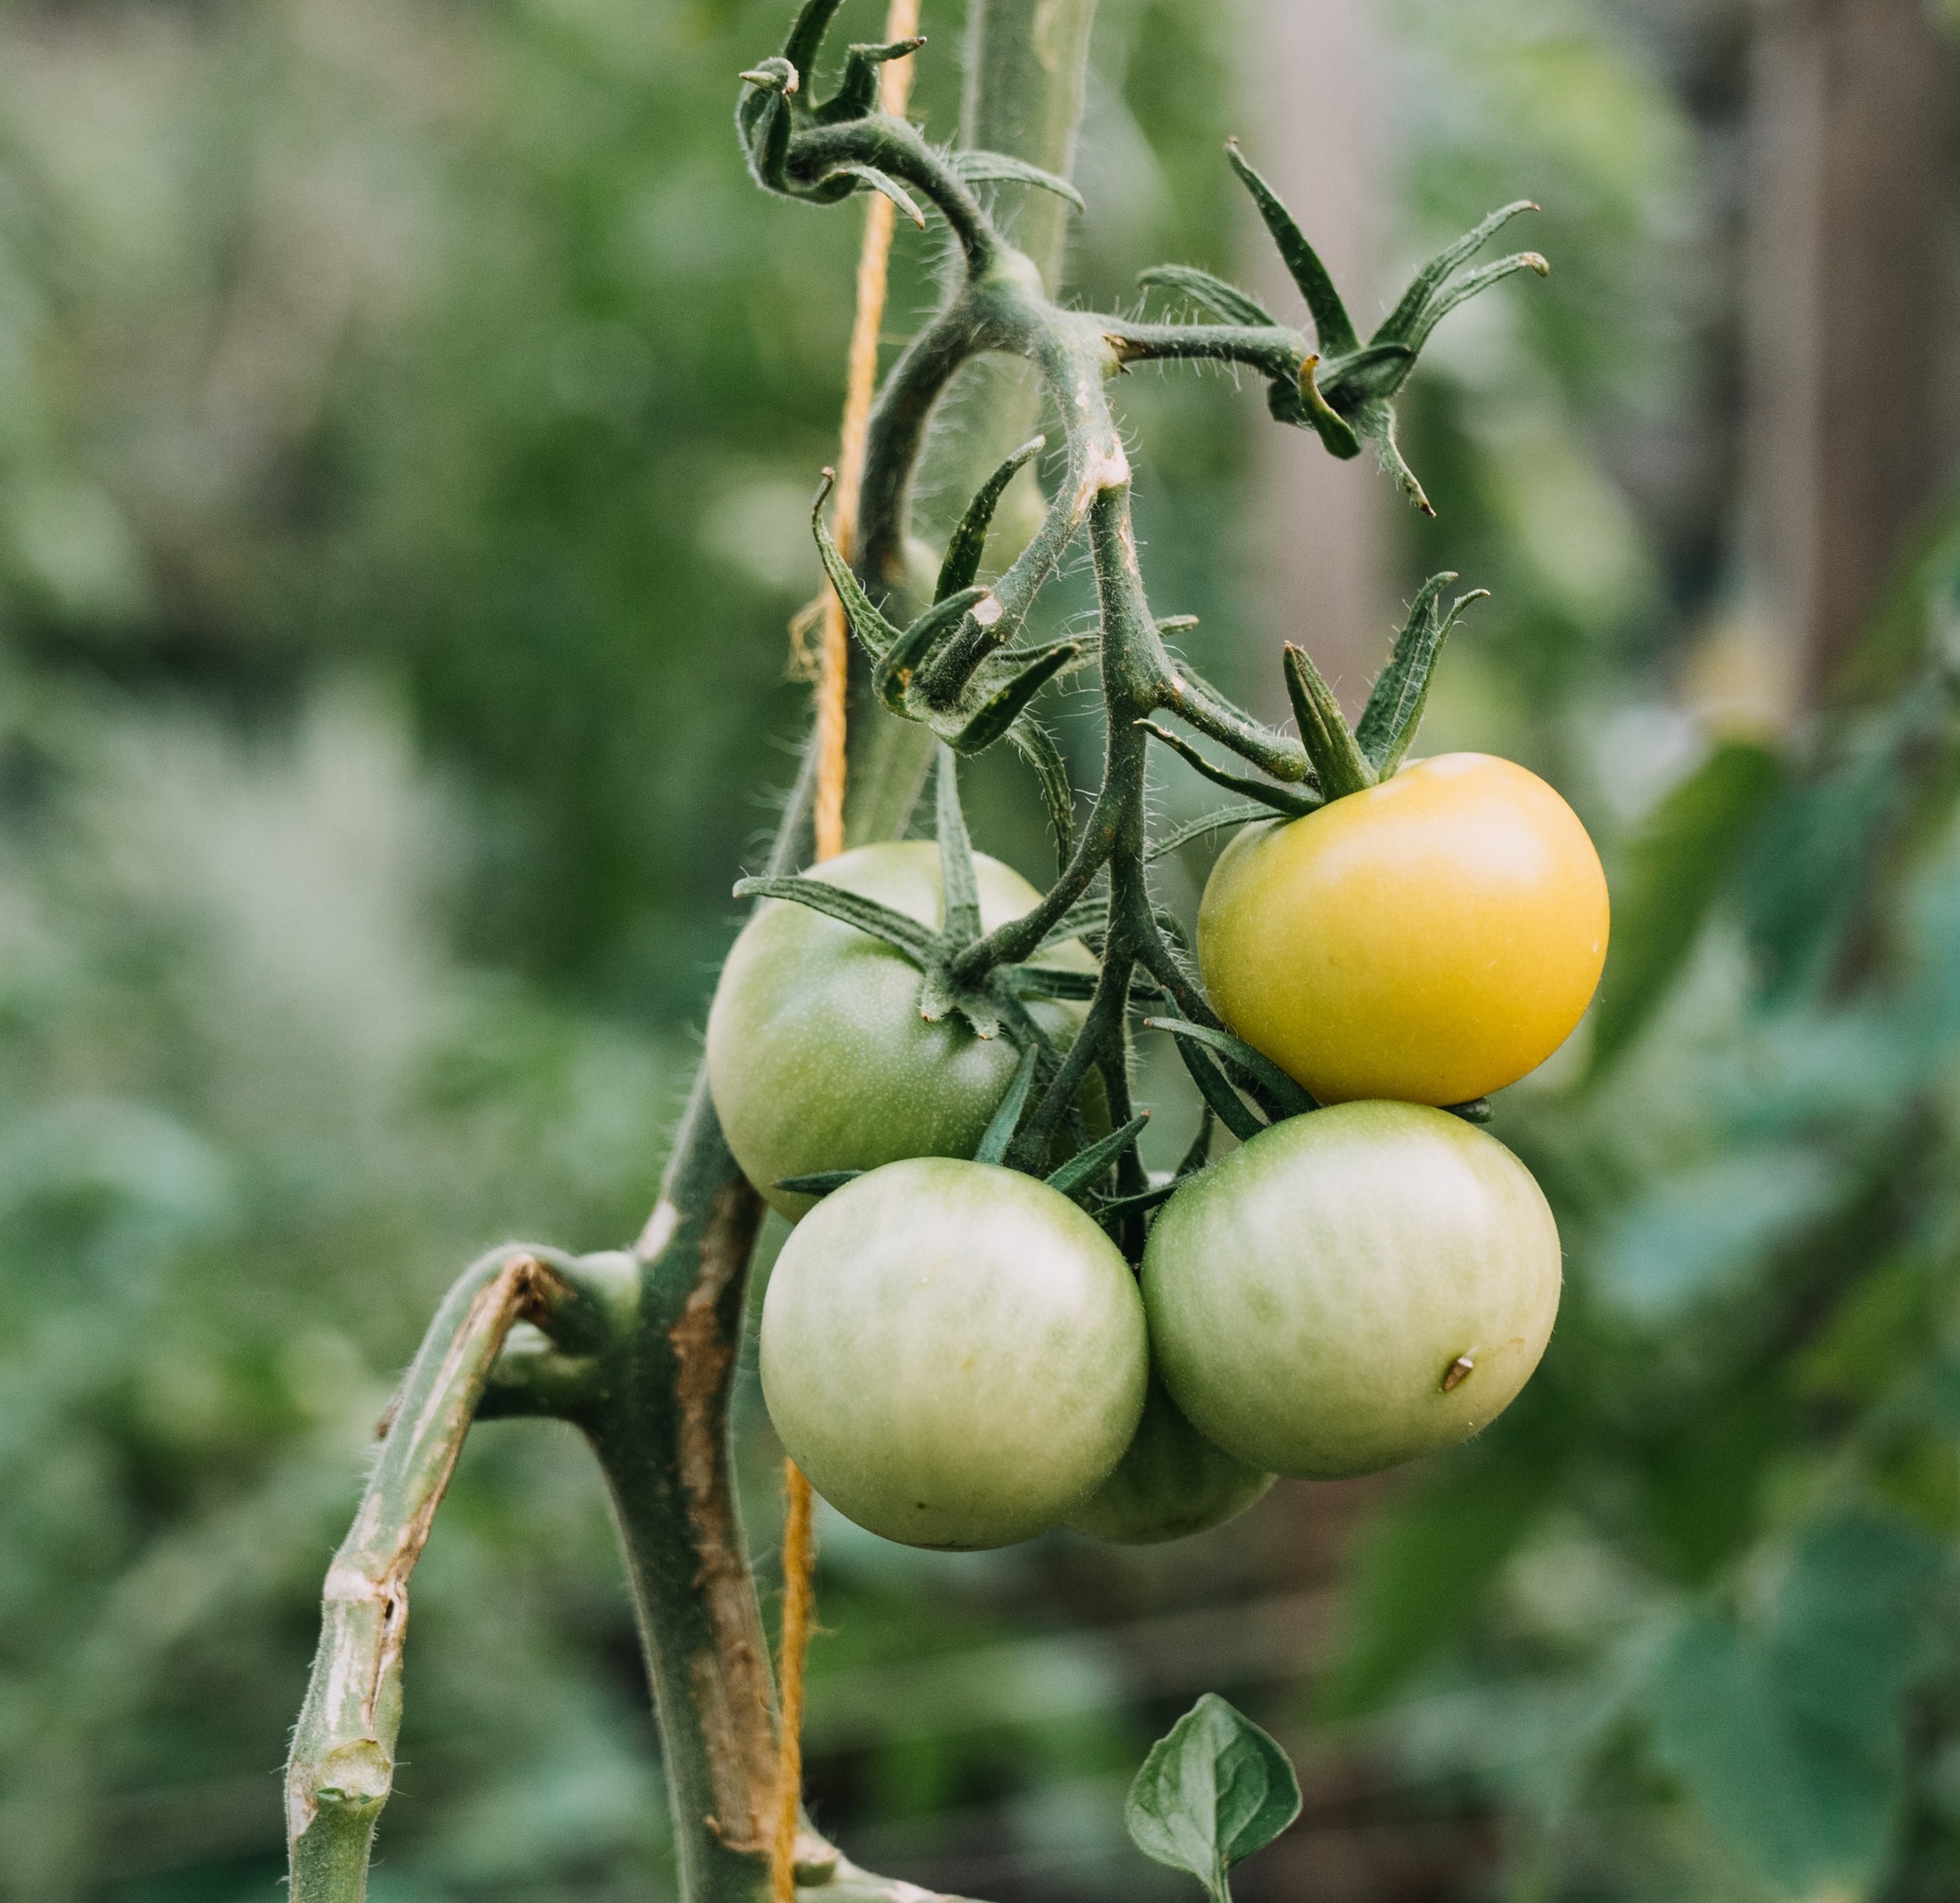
284, 1245, 599, 1900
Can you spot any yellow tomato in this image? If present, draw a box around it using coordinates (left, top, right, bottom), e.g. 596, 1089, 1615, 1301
1196, 753, 1608, 1106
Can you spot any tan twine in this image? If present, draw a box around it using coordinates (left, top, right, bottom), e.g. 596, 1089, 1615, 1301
770, 7, 919, 1896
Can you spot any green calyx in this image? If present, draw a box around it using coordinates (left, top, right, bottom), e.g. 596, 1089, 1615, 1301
736, 749, 1152, 1211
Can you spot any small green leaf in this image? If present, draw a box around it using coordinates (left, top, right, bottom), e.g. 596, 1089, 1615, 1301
1139, 721, 1320, 817
1135, 265, 1276, 329
1352, 576, 1487, 776
815, 35, 925, 123
974, 1045, 1039, 1167
1047, 1113, 1150, 1202
1401, 251, 1550, 355
1125, 1694, 1302, 1903
831, 163, 927, 228
1006, 965, 1099, 1002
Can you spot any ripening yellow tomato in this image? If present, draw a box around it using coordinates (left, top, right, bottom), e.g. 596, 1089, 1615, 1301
1196, 753, 1608, 1107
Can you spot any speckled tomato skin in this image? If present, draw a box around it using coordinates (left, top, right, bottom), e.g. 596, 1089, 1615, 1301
759, 1159, 1148, 1550
1143, 1102, 1561, 1480
706, 841, 1095, 1218
1067, 1373, 1273, 1545
1197, 753, 1608, 1107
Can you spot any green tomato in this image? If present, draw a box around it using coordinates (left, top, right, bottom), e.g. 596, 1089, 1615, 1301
1143, 1103, 1561, 1479
759, 1159, 1148, 1550
706, 840, 1096, 1219
1067, 1373, 1273, 1545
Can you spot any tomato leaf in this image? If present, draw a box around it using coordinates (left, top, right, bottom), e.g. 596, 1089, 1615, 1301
1586, 738, 1785, 1078
1645, 1513, 1940, 1899
809, 475, 902, 657
1124, 1693, 1302, 1903
1353, 575, 1488, 776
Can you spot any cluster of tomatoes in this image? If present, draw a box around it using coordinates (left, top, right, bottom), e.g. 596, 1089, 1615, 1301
707, 753, 1608, 1551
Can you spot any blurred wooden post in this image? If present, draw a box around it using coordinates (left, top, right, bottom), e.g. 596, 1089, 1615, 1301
1241, 0, 1389, 718
1744, 0, 1955, 708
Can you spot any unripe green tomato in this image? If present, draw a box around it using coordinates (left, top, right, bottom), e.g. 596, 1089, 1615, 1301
706, 841, 1095, 1218
1067, 1373, 1273, 1545
759, 1159, 1148, 1550
1143, 1102, 1561, 1479
1197, 753, 1608, 1106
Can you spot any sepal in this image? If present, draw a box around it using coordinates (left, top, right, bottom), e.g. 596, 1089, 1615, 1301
933, 746, 983, 950
810, 471, 901, 655
1143, 1017, 1316, 1119
946, 640, 1083, 753
875, 587, 993, 713
973, 1046, 1041, 1166
938, 437, 1045, 599
951, 151, 1085, 212
731, 875, 939, 962
1139, 720, 1322, 817
1047, 1113, 1151, 1202
1353, 575, 1487, 775
1225, 141, 1358, 355
1145, 805, 1280, 862
1009, 718, 1076, 868
1164, 1031, 1265, 1144
773, 1170, 861, 1199
1282, 645, 1375, 799
1136, 265, 1276, 329
815, 37, 928, 123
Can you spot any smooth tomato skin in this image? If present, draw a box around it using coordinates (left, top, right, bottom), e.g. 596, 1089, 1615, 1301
759, 1159, 1148, 1550
707, 841, 1094, 1218
1067, 1372, 1273, 1545
1197, 753, 1609, 1107
1143, 1102, 1561, 1480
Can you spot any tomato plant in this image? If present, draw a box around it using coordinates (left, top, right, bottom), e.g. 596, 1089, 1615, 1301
1198, 753, 1609, 1107
1143, 1101, 1563, 1478
707, 840, 1095, 1216
759, 1158, 1148, 1548
286, 10, 1569, 1898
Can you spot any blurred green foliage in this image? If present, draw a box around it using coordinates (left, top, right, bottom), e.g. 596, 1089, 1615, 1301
7, 0, 1960, 1899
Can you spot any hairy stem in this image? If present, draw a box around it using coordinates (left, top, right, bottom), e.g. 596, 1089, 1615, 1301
285, 1246, 590, 1901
